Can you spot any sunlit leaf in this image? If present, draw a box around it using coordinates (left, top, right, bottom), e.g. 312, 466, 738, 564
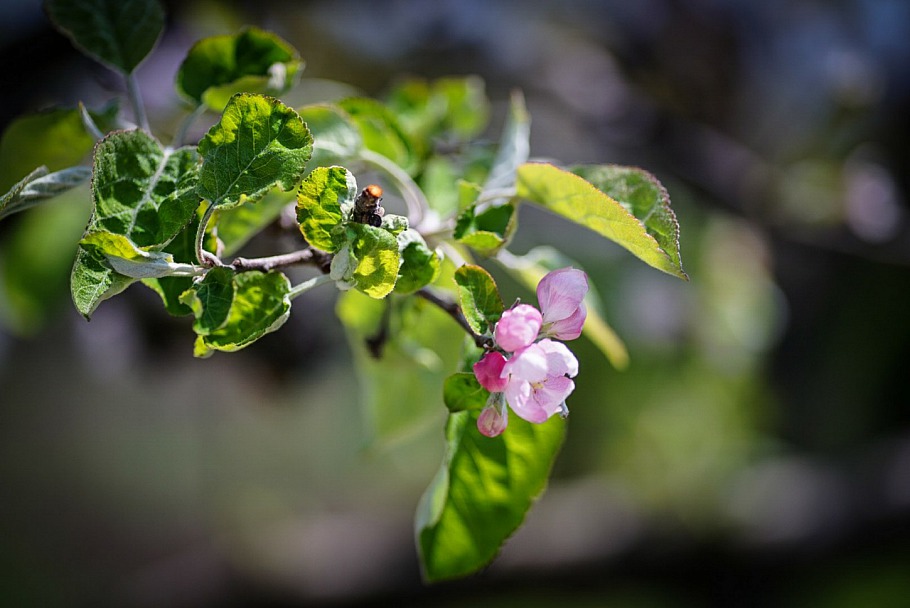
80, 230, 194, 279
339, 223, 401, 299
516, 163, 688, 280
176, 27, 303, 109
197, 93, 312, 209
573, 164, 686, 280
296, 166, 355, 252
453, 264, 503, 335
71, 130, 200, 318
46, 0, 164, 73
416, 411, 565, 581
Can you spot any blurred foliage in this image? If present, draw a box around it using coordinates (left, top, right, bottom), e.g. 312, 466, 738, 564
1, 0, 909, 605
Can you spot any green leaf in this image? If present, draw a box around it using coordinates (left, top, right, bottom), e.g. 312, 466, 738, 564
175, 27, 303, 109
197, 93, 312, 209
80, 230, 196, 279
71, 130, 200, 318
395, 229, 440, 295
46, 0, 164, 74
179, 266, 234, 334
516, 163, 688, 280
0, 107, 96, 192
297, 104, 363, 167
442, 373, 488, 413
0, 166, 90, 221
572, 164, 686, 279
416, 411, 566, 582
337, 97, 418, 175
453, 264, 503, 335
296, 166, 355, 252
348, 224, 402, 298
453, 202, 517, 255
189, 270, 292, 357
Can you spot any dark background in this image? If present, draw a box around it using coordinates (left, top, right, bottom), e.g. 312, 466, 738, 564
1, 0, 909, 606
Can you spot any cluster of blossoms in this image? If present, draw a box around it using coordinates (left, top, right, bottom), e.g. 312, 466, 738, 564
472, 268, 588, 437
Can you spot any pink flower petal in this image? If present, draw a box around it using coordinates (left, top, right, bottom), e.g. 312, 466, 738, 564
537, 268, 588, 324
473, 352, 508, 392
546, 302, 586, 341
537, 339, 579, 377
477, 395, 509, 437
494, 304, 542, 352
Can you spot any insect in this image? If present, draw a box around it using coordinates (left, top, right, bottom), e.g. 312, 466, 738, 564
351, 184, 384, 227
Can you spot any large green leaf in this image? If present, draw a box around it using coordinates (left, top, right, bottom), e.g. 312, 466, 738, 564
187, 270, 292, 357
179, 266, 234, 335
573, 164, 686, 279
71, 130, 200, 318
453, 264, 503, 335
296, 166, 355, 252
337, 97, 418, 175
45, 0, 164, 74
516, 163, 688, 280
0, 166, 90, 221
197, 93, 312, 209
416, 411, 566, 581
175, 27, 303, 109
80, 231, 196, 279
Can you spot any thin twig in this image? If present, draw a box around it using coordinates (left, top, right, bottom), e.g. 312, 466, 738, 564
416, 287, 492, 349
231, 248, 331, 273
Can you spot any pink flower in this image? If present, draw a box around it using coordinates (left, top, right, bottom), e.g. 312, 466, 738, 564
494, 304, 542, 352
477, 392, 508, 437
537, 267, 588, 340
473, 351, 508, 392
501, 339, 578, 424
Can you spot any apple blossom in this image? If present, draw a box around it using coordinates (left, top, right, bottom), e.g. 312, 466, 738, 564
477, 392, 508, 437
494, 304, 542, 352
473, 351, 508, 392
502, 339, 578, 423
537, 267, 588, 340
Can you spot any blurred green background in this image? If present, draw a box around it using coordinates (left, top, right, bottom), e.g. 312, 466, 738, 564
1, 0, 909, 606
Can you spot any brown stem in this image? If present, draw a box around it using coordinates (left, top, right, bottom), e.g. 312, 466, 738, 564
231, 247, 333, 274
416, 288, 492, 350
